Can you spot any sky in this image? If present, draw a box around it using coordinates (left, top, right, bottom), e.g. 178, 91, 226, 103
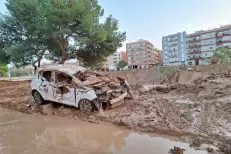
1, 0, 231, 50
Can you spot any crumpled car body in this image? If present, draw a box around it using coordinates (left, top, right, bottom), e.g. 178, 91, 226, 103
31, 64, 133, 112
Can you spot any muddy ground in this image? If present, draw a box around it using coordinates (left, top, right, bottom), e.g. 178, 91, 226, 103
1, 72, 231, 153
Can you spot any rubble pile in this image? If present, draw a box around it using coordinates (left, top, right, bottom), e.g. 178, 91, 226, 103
97, 73, 231, 139
73, 70, 133, 109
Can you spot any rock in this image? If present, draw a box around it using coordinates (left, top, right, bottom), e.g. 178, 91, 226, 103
88, 119, 99, 124
26, 104, 31, 108
189, 104, 194, 109
169, 146, 185, 154
61, 108, 72, 115
219, 144, 231, 154
207, 147, 213, 153
31, 104, 41, 112
190, 137, 203, 147
42, 104, 53, 115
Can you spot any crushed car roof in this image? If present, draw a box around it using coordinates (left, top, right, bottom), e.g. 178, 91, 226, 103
38, 64, 87, 75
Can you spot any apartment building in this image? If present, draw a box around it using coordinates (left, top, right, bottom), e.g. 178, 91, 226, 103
120, 52, 127, 62
126, 39, 159, 69
187, 25, 231, 65
158, 51, 163, 66
162, 32, 187, 66
112, 51, 127, 64
104, 51, 128, 70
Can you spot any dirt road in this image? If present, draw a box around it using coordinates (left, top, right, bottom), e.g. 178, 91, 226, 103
1, 72, 231, 153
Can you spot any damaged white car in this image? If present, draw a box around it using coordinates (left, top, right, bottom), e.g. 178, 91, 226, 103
31, 65, 133, 112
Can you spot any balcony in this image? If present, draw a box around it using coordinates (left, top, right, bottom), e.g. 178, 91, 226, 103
216, 31, 230, 37
188, 55, 202, 60
217, 40, 230, 45
188, 44, 201, 48
187, 37, 200, 43
187, 50, 201, 54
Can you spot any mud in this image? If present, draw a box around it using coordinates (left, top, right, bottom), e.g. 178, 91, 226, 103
1, 72, 231, 152
0, 108, 206, 154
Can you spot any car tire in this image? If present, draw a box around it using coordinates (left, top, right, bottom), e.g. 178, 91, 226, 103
78, 99, 95, 112
32, 90, 44, 105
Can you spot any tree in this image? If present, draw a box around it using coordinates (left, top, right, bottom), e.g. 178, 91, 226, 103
1, 0, 62, 72
35, 0, 105, 63
210, 48, 231, 64
117, 60, 128, 68
0, 65, 8, 77
72, 16, 126, 67
2, 0, 125, 67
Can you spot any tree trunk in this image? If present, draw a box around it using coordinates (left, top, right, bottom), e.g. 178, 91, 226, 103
61, 40, 67, 64
38, 59, 41, 68
53, 37, 68, 64
34, 66, 37, 74
32, 60, 38, 75
139, 85, 170, 94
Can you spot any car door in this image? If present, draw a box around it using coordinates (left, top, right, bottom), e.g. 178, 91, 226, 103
53, 71, 76, 106
38, 70, 55, 101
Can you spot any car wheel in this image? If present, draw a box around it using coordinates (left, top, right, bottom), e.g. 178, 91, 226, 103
78, 99, 95, 112
32, 91, 44, 105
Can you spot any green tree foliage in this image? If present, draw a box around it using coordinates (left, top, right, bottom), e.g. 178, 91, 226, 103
210, 48, 231, 64
0, 1, 49, 71
73, 16, 126, 67
1, 0, 125, 67
117, 60, 128, 68
41, 0, 106, 63
0, 50, 10, 65
0, 65, 8, 77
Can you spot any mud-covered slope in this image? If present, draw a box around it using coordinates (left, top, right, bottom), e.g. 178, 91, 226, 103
0, 80, 33, 113
1, 74, 231, 142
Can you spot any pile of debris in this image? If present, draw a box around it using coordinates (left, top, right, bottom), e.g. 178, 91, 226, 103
72, 69, 134, 109
169, 146, 185, 154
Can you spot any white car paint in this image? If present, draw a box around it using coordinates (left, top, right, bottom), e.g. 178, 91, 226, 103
31, 69, 98, 108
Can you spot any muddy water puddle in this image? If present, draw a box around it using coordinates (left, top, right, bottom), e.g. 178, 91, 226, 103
0, 108, 207, 154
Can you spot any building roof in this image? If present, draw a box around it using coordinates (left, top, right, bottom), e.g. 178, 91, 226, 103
126, 39, 153, 45
187, 25, 231, 37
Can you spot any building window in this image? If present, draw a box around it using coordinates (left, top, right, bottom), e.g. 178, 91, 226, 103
223, 36, 230, 41
131, 44, 141, 48
200, 32, 215, 39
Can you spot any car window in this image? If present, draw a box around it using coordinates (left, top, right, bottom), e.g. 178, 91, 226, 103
55, 72, 72, 84
40, 71, 52, 82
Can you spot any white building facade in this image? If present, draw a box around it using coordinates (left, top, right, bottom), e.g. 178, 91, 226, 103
162, 32, 187, 66
187, 25, 231, 65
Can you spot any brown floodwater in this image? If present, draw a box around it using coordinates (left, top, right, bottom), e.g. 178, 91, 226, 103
0, 108, 207, 154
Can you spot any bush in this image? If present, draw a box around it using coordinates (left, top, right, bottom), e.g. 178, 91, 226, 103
160, 68, 179, 78
0, 65, 8, 77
